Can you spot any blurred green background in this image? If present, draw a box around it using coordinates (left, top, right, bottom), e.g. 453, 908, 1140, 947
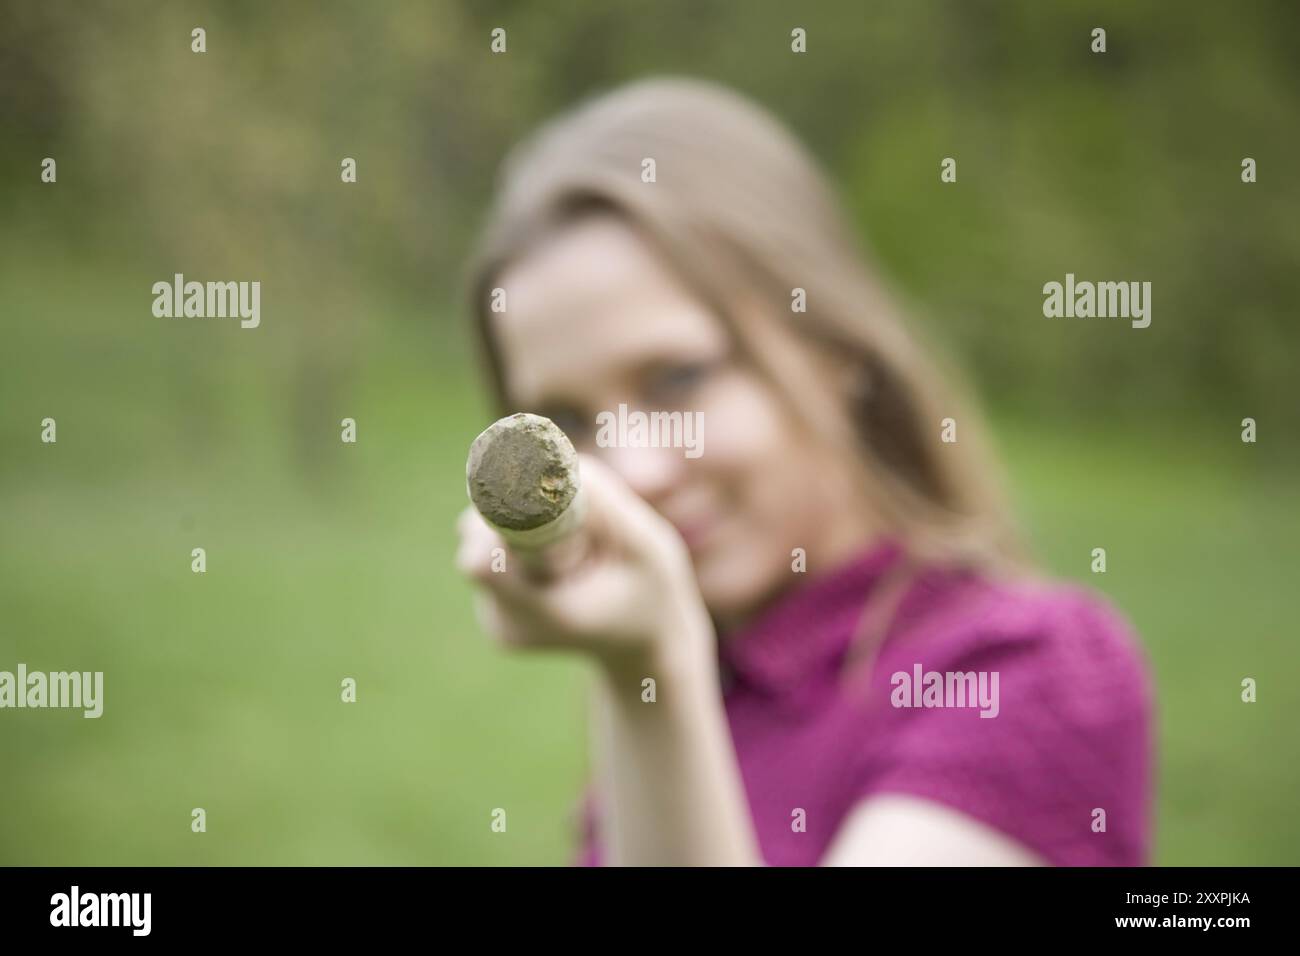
1, 0, 1296, 865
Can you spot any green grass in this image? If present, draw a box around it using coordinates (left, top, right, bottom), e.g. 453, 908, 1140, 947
1, 251, 1296, 865
0, 407, 592, 866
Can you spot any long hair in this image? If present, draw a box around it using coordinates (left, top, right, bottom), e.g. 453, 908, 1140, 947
463, 75, 1028, 575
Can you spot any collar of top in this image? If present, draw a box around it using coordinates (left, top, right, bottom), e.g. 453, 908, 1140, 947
717, 538, 906, 697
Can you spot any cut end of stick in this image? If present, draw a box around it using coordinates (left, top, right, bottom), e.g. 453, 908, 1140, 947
465, 413, 580, 531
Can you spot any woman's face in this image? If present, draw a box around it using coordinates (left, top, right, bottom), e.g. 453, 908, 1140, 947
491, 215, 877, 629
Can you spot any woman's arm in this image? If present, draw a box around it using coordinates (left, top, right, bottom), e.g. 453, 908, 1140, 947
459, 454, 762, 866
590, 625, 762, 866
822, 794, 1047, 866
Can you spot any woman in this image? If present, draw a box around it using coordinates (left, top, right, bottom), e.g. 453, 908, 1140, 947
455, 76, 1153, 866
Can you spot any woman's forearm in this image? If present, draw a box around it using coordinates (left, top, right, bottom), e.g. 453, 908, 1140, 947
591, 617, 763, 866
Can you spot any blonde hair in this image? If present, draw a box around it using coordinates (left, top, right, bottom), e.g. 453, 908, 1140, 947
464, 76, 1029, 575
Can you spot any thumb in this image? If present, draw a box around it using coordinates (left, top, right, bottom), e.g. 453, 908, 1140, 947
574, 454, 686, 564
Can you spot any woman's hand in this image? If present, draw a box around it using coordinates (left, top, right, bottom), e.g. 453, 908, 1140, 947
455, 454, 714, 675
458, 453, 760, 866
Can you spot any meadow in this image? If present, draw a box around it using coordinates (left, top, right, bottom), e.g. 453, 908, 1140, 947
2, 242, 1294, 866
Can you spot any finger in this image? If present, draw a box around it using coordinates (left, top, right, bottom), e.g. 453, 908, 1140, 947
458, 508, 571, 612
575, 454, 685, 560
455, 506, 506, 582
472, 582, 566, 651
472, 589, 526, 649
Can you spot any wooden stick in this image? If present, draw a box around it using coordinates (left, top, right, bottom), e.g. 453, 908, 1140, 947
465, 413, 586, 575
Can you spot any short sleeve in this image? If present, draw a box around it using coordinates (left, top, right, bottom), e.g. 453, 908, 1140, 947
855, 585, 1154, 866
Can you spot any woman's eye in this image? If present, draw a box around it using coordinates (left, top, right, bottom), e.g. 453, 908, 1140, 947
644, 362, 714, 403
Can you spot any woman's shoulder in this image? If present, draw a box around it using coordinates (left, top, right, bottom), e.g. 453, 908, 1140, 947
860, 566, 1155, 865
879, 565, 1154, 724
